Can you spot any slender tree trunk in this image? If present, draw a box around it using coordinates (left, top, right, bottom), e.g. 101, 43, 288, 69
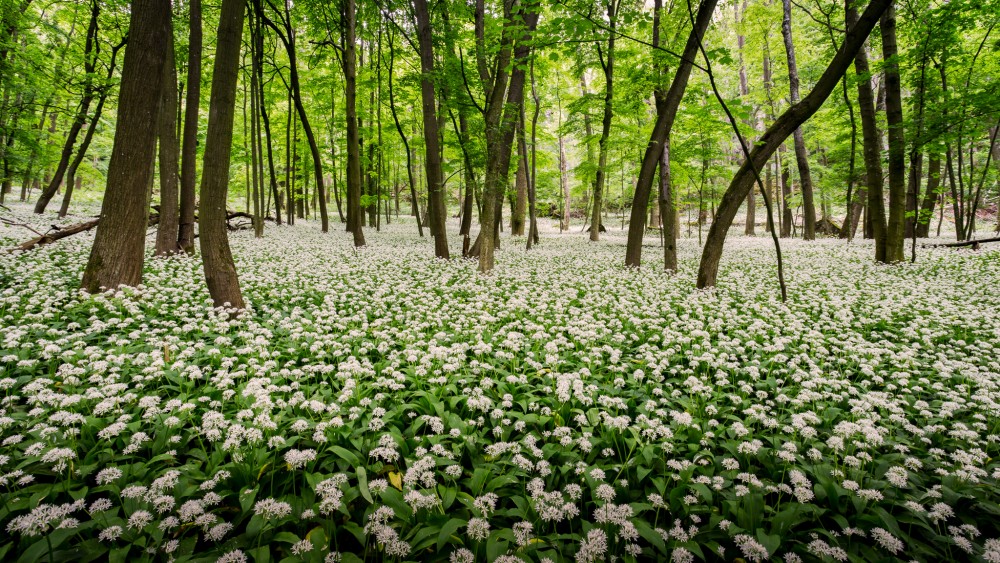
386, 30, 422, 236
915, 153, 940, 237
59, 39, 125, 218
881, 2, 906, 261
155, 32, 181, 254
850, 1, 888, 260
781, 0, 816, 239
82, 0, 169, 292
590, 0, 617, 242
35, 2, 100, 214
344, 0, 365, 246
512, 119, 528, 236
178, 0, 201, 253
413, 0, 449, 257
526, 60, 540, 248
198, 0, 246, 309
738, 0, 755, 236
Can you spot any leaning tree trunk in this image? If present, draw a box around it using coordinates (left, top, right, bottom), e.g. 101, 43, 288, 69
781, 0, 817, 239
413, 0, 449, 258
624, 0, 719, 268
178, 0, 201, 253
81, 0, 169, 293
696, 0, 892, 289
154, 32, 180, 255
198, 0, 246, 309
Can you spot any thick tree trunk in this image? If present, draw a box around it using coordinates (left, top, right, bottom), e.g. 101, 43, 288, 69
881, 3, 906, 262
178, 0, 201, 253
154, 33, 180, 255
81, 0, 169, 293
781, 0, 816, 239
344, 0, 365, 246
696, 0, 892, 289
624, 0, 718, 268
198, 0, 245, 308
413, 0, 449, 257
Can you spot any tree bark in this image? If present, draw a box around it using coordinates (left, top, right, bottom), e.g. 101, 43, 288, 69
154, 32, 180, 255
881, 2, 906, 261
198, 0, 246, 309
476, 2, 539, 272
624, 0, 719, 268
178, 0, 201, 253
344, 0, 365, 246
696, 0, 892, 289
413, 0, 449, 257
34, 2, 100, 214
915, 153, 940, 237
58, 38, 126, 218
781, 0, 816, 239
590, 0, 617, 242
81, 0, 169, 292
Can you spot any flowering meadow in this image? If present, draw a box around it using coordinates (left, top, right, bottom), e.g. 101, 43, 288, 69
2, 209, 1000, 563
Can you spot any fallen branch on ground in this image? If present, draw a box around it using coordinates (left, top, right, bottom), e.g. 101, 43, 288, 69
922, 237, 1000, 249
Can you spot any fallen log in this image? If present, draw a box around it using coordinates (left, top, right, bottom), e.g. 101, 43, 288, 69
7, 214, 161, 253
6, 209, 270, 253
922, 236, 1000, 249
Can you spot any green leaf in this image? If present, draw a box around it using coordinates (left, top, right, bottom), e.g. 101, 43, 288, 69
357, 467, 373, 504
437, 518, 467, 551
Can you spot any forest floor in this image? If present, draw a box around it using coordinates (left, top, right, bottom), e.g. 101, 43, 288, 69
1, 203, 1000, 562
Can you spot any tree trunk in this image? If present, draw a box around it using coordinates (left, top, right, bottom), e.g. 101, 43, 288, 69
476, 3, 539, 272
154, 32, 180, 255
881, 2, 906, 261
915, 153, 940, 237
81, 0, 169, 292
413, 0, 449, 257
590, 0, 617, 242
386, 30, 422, 237
35, 2, 100, 214
624, 0, 719, 268
696, 0, 892, 289
781, 0, 817, 239
198, 0, 245, 309
512, 120, 528, 236
178, 0, 201, 253
58, 39, 125, 218
344, 0, 365, 246
526, 61, 540, 248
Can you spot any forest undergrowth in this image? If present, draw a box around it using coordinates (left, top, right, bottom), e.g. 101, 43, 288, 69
1, 207, 999, 562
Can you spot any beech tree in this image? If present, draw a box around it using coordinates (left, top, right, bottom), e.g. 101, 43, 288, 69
81, 0, 169, 293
